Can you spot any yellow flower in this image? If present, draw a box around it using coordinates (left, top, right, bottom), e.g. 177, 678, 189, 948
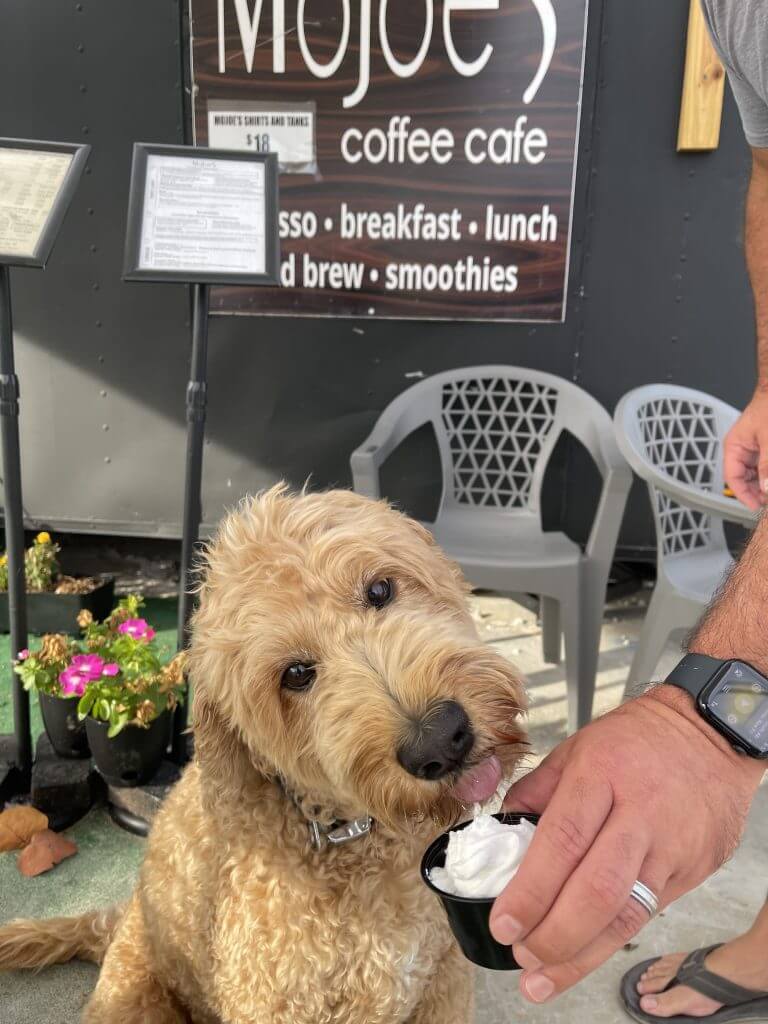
35, 532, 51, 545
0, 554, 7, 566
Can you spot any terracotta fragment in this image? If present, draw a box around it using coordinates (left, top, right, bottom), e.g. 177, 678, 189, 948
0, 806, 49, 852
17, 829, 77, 877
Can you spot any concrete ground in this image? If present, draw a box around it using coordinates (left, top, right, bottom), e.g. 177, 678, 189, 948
1, 588, 766, 1023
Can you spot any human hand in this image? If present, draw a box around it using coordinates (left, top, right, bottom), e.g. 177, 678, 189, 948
724, 387, 768, 510
489, 686, 764, 1003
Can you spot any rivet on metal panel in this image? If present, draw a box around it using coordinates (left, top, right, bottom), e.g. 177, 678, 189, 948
79, 84, 87, 93
688, 170, 696, 178
683, 212, 691, 221
675, 295, 682, 303
97, 355, 104, 363
92, 283, 100, 291
75, 3, 84, 10
101, 423, 109, 431
99, 390, 107, 397
87, 208, 94, 215
95, 320, 102, 327
679, 254, 687, 262
90, 245, 97, 253
76, 43, 84, 53
671, 336, 678, 343
82, 127, 89, 135
104, 457, 111, 464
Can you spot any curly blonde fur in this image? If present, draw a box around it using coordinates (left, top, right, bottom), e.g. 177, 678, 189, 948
0, 486, 527, 1023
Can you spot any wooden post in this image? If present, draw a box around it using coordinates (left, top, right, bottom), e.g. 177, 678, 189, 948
677, 0, 725, 151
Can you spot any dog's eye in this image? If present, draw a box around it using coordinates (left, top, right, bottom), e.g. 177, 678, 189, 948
366, 578, 393, 609
281, 663, 316, 691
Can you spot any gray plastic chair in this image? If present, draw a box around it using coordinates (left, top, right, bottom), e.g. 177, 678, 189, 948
614, 384, 756, 698
351, 366, 632, 732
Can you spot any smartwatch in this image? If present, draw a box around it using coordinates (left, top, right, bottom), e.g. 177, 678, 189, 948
665, 653, 768, 759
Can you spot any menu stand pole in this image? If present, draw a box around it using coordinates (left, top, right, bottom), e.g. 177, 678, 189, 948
172, 282, 210, 763
0, 264, 30, 797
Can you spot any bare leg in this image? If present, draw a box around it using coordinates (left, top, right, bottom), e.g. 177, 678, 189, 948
635, 900, 768, 1019
83, 898, 188, 1024
408, 941, 474, 1024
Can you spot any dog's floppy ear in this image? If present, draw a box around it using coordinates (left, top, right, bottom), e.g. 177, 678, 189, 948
192, 694, 261, 806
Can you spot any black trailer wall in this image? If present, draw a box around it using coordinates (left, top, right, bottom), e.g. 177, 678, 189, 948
0, 0, 755, 559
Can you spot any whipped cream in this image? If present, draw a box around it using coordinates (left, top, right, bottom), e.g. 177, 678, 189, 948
429, 815, 536, 899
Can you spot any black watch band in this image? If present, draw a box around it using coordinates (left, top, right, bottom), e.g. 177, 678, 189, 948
665, 652, 726, 699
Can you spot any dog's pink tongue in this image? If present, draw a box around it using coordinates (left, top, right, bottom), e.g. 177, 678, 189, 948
451, 755, 503, 804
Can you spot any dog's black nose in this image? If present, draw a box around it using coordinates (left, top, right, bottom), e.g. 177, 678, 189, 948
397, 701, 475, 781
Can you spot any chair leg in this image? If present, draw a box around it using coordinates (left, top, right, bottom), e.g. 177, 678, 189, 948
540, 596, 561, 664
560, 574, 601, 734
622, 583, 704, 701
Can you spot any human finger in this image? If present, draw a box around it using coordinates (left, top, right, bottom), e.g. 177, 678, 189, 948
489, 766, 613, 946
515, 861, 669, 1002
512, 808, 647, 965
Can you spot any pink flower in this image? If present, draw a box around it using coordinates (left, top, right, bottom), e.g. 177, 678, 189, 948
58, 654, 112, 697
72, 654, 107, 678
17, 649, 30, 661
118, 618, 155, 642
59, 666, 89, 697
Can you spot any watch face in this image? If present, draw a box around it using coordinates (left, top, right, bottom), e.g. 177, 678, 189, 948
702, 661, 768, 756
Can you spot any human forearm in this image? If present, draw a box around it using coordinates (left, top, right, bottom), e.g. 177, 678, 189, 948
745, 150, 768, 383
689, 508, 768, 674
724, 151, 768, 506
642, 513, 768, 788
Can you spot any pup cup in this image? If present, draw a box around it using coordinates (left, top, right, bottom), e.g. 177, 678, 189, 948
421, 812, 539, 971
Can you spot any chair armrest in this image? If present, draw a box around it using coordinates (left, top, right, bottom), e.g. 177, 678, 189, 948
565, 409, 634, 571
585, 462, 634, 571
652, 475, 757, 528
350, 405, 433, 499
350, 437, 385, 499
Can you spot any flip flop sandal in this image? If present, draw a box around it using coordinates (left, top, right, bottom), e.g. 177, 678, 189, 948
620, 945, 768, 1024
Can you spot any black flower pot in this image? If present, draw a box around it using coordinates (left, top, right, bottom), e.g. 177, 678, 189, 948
0, 575, 115, 635
39, 691, 90, 759
86, 711, 169, 787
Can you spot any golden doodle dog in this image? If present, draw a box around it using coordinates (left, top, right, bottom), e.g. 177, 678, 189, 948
0, 486, 527, 1023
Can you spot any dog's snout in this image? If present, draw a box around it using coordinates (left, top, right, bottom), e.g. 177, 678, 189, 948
396, 700, 474, 781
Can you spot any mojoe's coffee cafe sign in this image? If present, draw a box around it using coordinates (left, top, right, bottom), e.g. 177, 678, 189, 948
190, 0, 588, 321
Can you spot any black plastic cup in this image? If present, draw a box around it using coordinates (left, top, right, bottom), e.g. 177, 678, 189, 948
421, 811, 539, 971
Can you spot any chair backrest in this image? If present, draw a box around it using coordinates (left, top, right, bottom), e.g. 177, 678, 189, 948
614, 385, 739, 560
440, 372, 559, 512
388, 366, 614, 520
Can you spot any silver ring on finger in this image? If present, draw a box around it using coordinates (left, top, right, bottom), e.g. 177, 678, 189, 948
629, 880, 659, 917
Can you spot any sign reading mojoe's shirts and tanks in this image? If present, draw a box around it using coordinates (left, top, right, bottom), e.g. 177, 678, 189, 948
189, 0, 588, 321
